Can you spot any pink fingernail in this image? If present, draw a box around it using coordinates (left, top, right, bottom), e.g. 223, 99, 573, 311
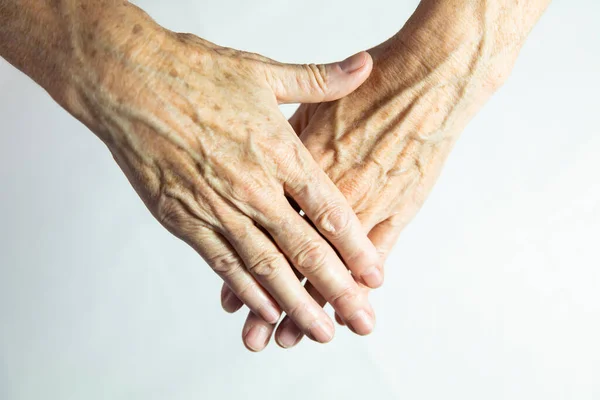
347, 310, 375, 336
259, 304, 281, 325
244, 325, 270, 352
339, 52, 368, 73
277, 321, 303, 348
308, 319, 334, 343
223, 290, 240, 313
361, 266, 383, 288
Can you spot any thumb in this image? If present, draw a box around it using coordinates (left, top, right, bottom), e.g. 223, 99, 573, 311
264, 51, 373, 104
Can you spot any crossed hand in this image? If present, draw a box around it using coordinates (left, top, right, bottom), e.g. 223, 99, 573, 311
0, 0, 549, 352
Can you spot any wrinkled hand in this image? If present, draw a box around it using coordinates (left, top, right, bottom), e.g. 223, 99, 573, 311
65, 4, 383, 344
222, 32, 508, 350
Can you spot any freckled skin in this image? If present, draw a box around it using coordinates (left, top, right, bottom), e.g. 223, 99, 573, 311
0, 0, 387, 343
223, 0, 552, 351
0, 0, 551, 351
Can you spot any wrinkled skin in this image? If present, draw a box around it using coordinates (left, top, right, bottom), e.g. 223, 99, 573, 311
10, 2, 385, 342
220, 0, 546, 349
1, 0, 550, 352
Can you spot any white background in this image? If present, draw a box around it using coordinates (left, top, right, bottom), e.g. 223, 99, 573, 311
1, 1, 598, 399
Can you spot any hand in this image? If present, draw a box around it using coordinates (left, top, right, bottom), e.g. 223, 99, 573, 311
58, 4, 383, 343
221, 12, 521, 351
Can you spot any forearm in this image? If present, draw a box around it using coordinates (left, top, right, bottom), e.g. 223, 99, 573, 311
404, 0, 549, 81
373, 0, 550, 89
359, 0, 550, 150
0, 1, 162, 111
0, 1, 69, 88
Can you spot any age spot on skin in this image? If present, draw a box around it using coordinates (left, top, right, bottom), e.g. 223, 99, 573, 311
132, 24, 143, 35
169, 68, 178, 78
213, 104, 222, 111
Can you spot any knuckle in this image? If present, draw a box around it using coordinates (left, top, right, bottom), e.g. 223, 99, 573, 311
270, 139, 303, 175
316, 204, 351, 238
229, 175, 274, 208
155, 187, 216, 235
286, 301, 309, 323
156, 195, 183, 228
346, 246, 368, 266
156, 195, 200, 234
329, 286, 360, 311
248, 252, 284, 280
302, 63, 328, 95
208, 252, 242, 277
292, 240, 327, 275
231, 175, 262, 201
235, 281, 256, 300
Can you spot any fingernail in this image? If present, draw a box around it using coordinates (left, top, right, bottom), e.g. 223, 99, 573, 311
277, 323, 303, 349
259, 304, 281, 325
347, 310, 375, 336
335, 313, 346, 326
361, 266, 383, 288
308, 319, 334, 343
222, 291, 240, 313
244, 325, 270, 352
339, 52, 367, 73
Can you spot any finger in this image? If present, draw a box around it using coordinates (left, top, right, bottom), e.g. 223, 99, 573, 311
265, 52, 373, 104
224, 219, 336, 343
285, 163, 384, 289
328, 218, 406, 325
276, 218, 402, 347
240, 262, 307, 351
276, 280, 326, 348
276, 279, 372, 348
217, 201, 303, 316
330, 219, 403, 330
192, 229, 281, 324
288, 103, 318, 136
221, 282, 243, 313
241, 312, 276, 352
219, 259, 303, 314
252, 201, 376, 335
367, 217, 404, 263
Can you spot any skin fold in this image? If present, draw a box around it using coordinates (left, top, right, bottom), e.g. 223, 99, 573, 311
0, 1, 388, 342
0, 0, 551, 352
221, 0, 551, 351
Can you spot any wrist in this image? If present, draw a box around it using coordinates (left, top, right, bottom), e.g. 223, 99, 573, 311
373, 0, 546, 97
58, 2, 169, 132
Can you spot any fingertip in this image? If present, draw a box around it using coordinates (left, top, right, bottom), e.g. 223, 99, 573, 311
324, 51, 373, 101
221, 286, 244, 313
275, 318, 304, 349
258, 304, 282, 325
338, 51, 372, 75
359, 265, 384, 289
243, 325, 270, 352
307, 319, 335, 344
346, 309, 376, 336
335, 313, 346, 326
